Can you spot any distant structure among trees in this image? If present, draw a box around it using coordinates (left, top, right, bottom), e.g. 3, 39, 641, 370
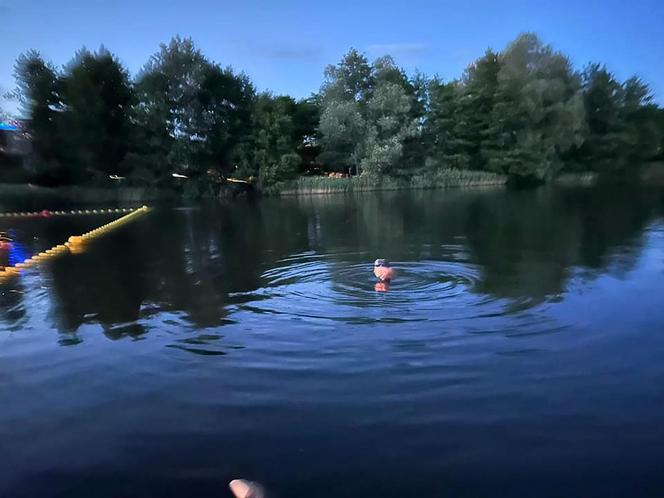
5, 33, 663, 194
0, 119, 31, 182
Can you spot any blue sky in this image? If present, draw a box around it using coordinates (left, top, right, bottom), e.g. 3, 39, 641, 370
1, 0, 663, 115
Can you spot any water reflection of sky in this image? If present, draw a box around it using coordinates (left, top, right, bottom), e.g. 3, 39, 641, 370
3, 188, 664, 498
0, 187, 662, 338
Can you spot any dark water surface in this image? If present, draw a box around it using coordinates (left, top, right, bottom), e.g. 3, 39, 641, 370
2, 187, 664, 498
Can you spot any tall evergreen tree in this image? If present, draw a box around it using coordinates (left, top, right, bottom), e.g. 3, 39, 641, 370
401, 71, 431, 172
567, 65, 660, 174
426, 78, 463, 168
621, 76, 660, 165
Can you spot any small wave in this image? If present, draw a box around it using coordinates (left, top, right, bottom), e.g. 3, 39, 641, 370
232, 251, 501, 324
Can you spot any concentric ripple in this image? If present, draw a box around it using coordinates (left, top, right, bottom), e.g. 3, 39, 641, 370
230, 250, 505, 324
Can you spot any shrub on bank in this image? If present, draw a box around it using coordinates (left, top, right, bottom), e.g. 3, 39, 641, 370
275, 169, 507, 195
409, 169, 507, 189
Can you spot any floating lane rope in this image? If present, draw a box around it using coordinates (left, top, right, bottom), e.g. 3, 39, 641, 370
0, 206, 150, 283
0, 207, 137, 219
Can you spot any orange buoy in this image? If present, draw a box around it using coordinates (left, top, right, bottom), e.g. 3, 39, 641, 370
373, 259, 395, 282
374, 281, 390, 292
67, 235, 86, 254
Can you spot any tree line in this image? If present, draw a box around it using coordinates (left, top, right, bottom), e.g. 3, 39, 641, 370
5, 33, 664, 193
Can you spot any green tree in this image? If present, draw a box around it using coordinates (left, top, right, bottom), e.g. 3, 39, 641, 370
566, 65, 660, 174
12, 51, 64, 184
401, 71, 431, 172
195, 64, 255, 175
134, 36, 254, 188
655, 108, 664, 159
320, 48, 373, 104
135, 36, 211, 182
462, 49, 501, 170
426, 50, 500, 172
318, 49, 371, 171
318, 50, 418, 177
365, 56, 419, 177
426, 78, 464, 168
231, 94, 320, 187
319, 99, 366, 171
9, 32, 664, 192
569, 64, 626, 172
485, 34, 585, 182
291, 97, 320, 171
58, 47, 134, 183
620, 76, 660, 165
250, 94, 300, 186
361, 77, 418, 176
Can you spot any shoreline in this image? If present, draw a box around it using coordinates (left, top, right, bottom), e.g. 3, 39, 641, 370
275, 170, 510, 196
277, 182, 509, 196
3, 167, 661, 206
0, 183, 175, 208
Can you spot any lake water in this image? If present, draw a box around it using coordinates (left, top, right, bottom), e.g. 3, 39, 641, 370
2, 186, 664, 498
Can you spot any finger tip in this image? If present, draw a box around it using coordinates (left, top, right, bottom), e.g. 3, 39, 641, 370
229, 479, 252, 498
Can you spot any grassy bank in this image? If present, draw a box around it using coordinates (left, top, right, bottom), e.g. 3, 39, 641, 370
553, 172, 598, 186
0, 183, 174, 209
276, 170, 508, 196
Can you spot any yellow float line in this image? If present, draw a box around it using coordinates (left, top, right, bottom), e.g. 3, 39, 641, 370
0, 207, 138, 218
0, 206, 150, 283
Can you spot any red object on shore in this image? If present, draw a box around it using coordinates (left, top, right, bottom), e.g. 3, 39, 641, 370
40, 210, 51, 218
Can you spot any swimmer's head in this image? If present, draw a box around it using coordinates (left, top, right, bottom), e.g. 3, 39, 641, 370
374, 258, 390, 268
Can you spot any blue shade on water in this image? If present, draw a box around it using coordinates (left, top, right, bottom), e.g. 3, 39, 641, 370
1, 186, 664, 498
